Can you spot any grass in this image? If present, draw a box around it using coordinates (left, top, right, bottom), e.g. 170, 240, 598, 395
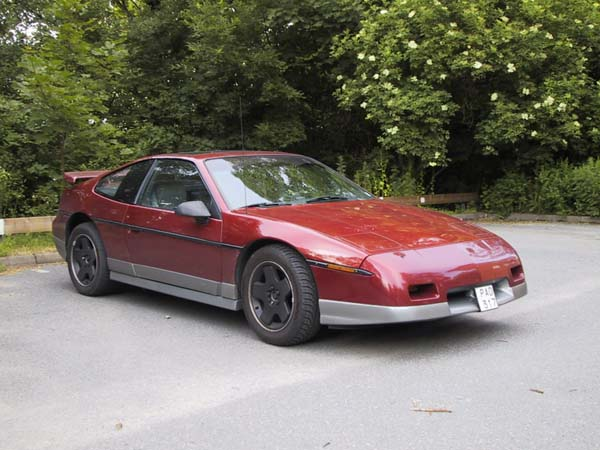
0, 232, 55, 257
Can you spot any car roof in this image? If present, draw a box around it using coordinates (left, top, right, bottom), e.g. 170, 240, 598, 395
152, 150, 296, 161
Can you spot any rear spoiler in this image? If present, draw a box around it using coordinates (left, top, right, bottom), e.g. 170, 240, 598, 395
64, 170, 106, 184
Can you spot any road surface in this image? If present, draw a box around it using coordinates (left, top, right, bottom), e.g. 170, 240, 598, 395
1, 223, 599, 450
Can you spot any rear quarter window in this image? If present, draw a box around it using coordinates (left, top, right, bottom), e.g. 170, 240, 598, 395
95, 160, 153, 204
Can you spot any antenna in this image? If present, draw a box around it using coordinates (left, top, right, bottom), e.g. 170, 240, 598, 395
239, 94, 245, 150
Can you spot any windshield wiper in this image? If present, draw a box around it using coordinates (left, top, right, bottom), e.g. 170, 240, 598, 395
246, 201, 292, 208
305, 196, 349, 204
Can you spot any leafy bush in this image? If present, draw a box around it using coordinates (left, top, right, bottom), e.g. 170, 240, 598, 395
569, 158, 600, 216
353, 152, 424, 197
530, 162, 571, 214
483, 158, 600, 216
481, 172, 530, 217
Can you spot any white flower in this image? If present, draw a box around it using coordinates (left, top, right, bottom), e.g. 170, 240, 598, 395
368, 55, 376, 62
336, 75, 343, 81
441, 104, 448, 111
428, 161, 438, 167
534, 103, 541, 109
521, 113, 530, 120
360, 101, 367, 109
589, 24, 595, 29
522, 88, 530, 95
440, 73, 447, 80
546, 32, 554, 39
102, 118, 108, 124
434, 151, 441, 159
543, 96, 555, 106
357, 52, 365, 60
507, 62, 516, 73
462, 50, 469, 56
410, 75, 418, 82
573, 120, 581, 127
373, 73, 379, 79
408, 40, 418, 49
491, 92, 498, 101
450, 22, 457, 28
408, 10, 416, 18
386, 126, 399, 135
531, 130, 538, 137
88, 119, 95, 125
426, 59, 433, 65
557, 102, 567, 112
473, 61, 483, 69
380, 9, 388, 14
382, 69, 390, 76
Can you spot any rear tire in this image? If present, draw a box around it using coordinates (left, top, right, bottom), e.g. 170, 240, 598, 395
241, 244, 321, 346
67, 222, 115, 296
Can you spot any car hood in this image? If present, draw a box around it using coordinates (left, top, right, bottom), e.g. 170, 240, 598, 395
245, 199, 494, 254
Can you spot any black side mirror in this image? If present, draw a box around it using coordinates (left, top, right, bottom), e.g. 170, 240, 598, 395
174, 200, 211, 224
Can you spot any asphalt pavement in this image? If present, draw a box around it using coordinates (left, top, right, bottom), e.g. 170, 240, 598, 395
1, 223, 599, 450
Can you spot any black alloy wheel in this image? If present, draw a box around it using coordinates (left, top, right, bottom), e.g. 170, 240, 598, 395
70, 234, 98, 286
242, 244, 321, 346
67, 222, 115, 296
249, 261, 294, 331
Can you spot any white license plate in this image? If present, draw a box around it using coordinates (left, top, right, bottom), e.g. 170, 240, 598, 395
475, 285, 498, 312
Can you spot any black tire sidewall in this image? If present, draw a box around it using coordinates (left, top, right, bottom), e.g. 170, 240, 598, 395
67, 222, 112, 296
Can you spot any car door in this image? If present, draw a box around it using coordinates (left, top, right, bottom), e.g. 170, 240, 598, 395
124, 158, 224, 297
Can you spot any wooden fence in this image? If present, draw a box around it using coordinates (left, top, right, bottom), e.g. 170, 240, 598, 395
0, 193, 478, 236
0, 216, 55, 236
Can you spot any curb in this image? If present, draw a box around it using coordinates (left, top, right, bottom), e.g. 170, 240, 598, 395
0, 252, 63, 267
455, 212, 600, 224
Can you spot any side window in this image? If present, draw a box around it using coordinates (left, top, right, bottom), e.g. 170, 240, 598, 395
95, 160, 153, 204
138, 159, 213, 213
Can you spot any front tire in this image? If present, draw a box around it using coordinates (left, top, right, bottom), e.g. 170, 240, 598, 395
67, 222, 115, 296
241, 245, 320, 346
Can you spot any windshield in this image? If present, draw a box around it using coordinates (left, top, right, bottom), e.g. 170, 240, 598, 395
204, 155, 373, 210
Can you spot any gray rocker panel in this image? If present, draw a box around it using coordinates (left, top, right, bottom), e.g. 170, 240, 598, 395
110, 271, 242, 311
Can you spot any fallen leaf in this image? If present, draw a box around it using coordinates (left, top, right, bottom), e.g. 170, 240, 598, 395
529, 388, 544, 394
411, 407, 452, 414
115, 422, 123, 430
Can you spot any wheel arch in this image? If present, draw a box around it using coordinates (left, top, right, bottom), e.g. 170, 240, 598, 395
66, 212, 93, 243
235, 238, 308, 296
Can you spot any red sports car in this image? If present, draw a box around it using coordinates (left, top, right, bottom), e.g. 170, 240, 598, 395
53, 151, 527, 345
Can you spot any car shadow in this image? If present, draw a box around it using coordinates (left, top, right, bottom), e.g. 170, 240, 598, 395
58, 277, 524, 356
307, 315, 525, 359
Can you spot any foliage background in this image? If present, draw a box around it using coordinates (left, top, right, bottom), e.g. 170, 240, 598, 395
1, 0, 599, 216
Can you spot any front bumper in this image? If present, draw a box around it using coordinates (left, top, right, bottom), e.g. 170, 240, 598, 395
319, 280, 527, 326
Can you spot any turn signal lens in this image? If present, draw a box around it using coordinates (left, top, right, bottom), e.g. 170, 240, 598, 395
325, 263, 357, 273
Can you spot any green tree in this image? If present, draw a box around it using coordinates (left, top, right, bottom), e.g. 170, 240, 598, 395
1, 0, 131, 214
335, 0, 600, 189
